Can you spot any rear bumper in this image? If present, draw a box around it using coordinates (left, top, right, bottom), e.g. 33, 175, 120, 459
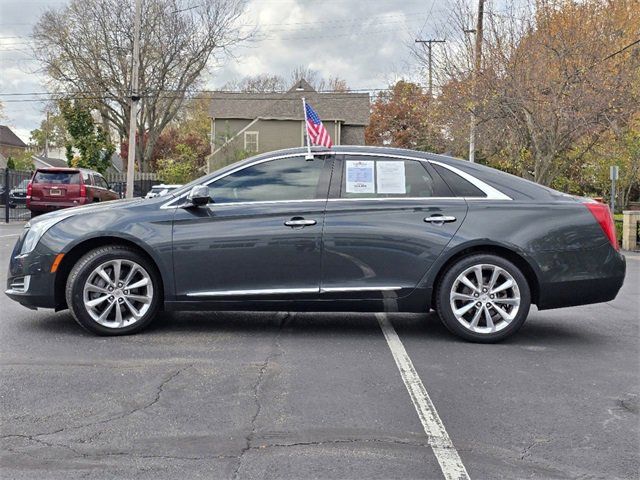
28, 198, 89, 212
534, 244, 626, 310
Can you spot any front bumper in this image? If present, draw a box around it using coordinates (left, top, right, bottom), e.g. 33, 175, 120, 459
5, 237, 58, 309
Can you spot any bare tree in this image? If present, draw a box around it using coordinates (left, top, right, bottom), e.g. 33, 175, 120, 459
415, 0, 639, 185
223, 74, 287, 92
33, 0, 249, 172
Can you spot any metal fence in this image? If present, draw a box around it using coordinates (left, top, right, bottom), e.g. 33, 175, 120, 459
2, 168, 33, 223
104, 172, 162, 199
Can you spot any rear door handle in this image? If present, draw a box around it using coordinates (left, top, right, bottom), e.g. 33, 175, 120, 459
424, 215, 457, 224
284, 217, 317, 227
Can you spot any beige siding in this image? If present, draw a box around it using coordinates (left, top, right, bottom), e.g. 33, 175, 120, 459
209, 119, 304, 171
341, 126, 365, 145
208, 119, 366, 172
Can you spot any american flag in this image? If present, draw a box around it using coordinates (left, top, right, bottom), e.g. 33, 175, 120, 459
305, 102, 333, 148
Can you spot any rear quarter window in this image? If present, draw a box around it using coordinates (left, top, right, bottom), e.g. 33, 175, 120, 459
432, 164, 486, 198
34, 171, 80, 185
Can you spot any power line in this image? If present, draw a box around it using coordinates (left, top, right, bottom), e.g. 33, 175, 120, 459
601, 38, 640, 62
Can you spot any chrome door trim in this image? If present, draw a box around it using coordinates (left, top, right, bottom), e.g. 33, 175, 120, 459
185, 285, 404, 297
320, 286, 402, 293
186, 287, 319, 297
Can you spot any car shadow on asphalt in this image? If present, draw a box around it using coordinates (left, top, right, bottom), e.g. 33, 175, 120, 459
20, 309, 609, 347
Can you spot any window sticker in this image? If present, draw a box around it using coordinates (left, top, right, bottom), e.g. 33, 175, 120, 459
345, 160, 374, 193
376, 161, 406, 194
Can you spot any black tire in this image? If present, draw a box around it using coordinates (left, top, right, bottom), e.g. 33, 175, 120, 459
435, 254, 531, 343
65, 246, 161, 335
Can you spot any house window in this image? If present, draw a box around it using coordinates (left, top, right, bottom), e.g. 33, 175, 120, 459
244, 131, 258, 152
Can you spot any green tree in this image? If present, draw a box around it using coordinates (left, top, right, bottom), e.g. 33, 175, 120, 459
156, 144, 199, 184
7, 151, 34, 171
60, 100, 115, 173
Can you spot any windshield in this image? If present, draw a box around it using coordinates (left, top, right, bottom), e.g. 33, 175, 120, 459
34, 171, 80, 184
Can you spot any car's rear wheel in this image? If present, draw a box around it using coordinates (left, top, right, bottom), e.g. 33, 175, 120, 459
65, 246, 160, 335
435, 254, 531, 343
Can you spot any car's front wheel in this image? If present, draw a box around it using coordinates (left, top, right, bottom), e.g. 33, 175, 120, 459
436, 254, 531, 343
65, 246, 161, 335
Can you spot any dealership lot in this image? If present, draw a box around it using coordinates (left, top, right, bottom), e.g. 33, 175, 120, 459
0, 222, 638, 479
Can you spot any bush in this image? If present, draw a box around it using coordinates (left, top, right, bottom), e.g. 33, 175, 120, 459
156, 144, 198, 184
614, 214, 623, 243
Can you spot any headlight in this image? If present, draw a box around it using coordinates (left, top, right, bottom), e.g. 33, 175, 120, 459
20, 215, 71, 255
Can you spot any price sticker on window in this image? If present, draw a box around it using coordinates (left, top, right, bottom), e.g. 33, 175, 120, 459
346, 160, 374, 193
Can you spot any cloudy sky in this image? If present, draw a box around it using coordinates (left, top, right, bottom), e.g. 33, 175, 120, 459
0, 0, 462, 143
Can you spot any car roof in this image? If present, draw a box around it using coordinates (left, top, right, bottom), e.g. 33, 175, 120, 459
35, 167, 100, 173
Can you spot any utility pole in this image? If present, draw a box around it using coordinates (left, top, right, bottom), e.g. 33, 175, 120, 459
415, 39, 446, 97
468, 0, 484, 163
44, 110, 50, 158
126, 0, 142, 199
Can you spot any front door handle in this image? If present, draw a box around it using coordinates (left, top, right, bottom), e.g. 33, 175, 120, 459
284, 217, 317, 228
424, 215, 457, 224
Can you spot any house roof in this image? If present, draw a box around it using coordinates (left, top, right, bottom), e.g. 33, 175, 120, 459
0, 125, 28, 148
209, 81, 370, 126
32, 155, 68, 168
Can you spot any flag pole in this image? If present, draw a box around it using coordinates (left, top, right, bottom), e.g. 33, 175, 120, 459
302, 97, 314, 160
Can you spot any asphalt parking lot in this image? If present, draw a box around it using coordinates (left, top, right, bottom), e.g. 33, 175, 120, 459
1, 221, 638, 480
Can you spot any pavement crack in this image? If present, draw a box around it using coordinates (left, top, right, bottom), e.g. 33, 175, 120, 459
250, 437, 430, 450
4, 364, 193, 446
520, 438, 551, 460
232, 312, 289, 480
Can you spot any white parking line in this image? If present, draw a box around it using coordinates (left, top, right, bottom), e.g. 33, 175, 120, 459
376, 313, 470, 480
0, 234, 20, 238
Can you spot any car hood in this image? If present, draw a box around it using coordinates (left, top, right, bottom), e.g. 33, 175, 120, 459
28, 198, 146, 227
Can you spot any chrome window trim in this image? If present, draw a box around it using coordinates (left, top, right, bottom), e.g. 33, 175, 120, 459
162, 150, 511, 209
205, 199, 327, 208
186, 285, 404, 297
428, 160, 512, 200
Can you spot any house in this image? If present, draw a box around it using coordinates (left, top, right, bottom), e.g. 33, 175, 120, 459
208, 79, 370, 172
0, 125, 28, 158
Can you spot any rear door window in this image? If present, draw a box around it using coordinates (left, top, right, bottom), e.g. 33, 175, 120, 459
34, 171, 80, 185
340, 157, 451, 198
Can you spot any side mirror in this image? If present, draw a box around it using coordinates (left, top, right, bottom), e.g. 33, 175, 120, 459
186, 185, 210, 207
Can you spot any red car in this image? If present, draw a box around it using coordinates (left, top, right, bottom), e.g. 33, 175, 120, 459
27, 167, 119, 215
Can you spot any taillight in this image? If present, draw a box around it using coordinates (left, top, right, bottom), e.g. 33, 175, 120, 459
80, 182, 87, 197
584, 201, 618, 250
26, 182, 32, 199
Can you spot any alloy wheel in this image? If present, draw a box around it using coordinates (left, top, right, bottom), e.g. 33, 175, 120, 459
449, 263, 521, 334
82, 259, 154, 328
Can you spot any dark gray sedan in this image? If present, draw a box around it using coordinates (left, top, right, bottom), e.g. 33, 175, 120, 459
5, 146, 626, 342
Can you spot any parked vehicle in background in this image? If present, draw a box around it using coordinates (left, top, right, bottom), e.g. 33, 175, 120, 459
5, 146, 626, 342
9, 179, 29, 208
26, 168, 119, 215
144, 184, 182, 199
